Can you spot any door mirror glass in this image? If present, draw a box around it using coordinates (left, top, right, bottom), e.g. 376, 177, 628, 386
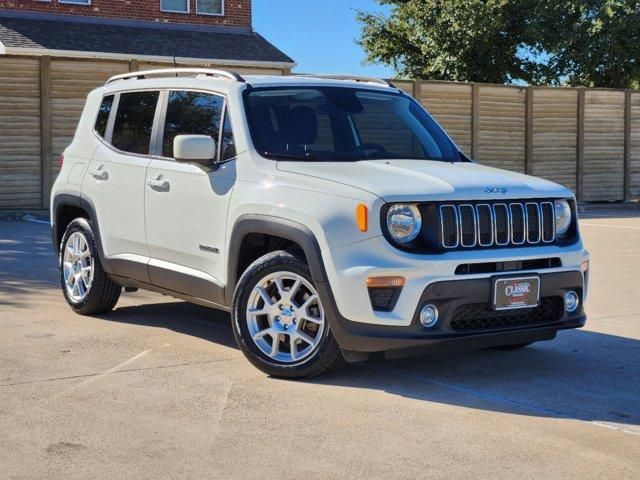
174, 135, 216, 166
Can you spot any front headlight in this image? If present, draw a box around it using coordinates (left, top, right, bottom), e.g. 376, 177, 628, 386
386, 204, 422, 244
554, 199, 572, 235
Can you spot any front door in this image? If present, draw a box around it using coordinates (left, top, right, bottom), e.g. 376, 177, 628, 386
144, 90, 237, 305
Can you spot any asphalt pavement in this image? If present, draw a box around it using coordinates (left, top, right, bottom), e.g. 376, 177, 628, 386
1, 212, 639, 479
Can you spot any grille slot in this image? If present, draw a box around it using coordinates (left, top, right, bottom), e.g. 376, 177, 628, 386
476, 204, 493, 246
440, 205, 459, 248
541, 202, 555, 242
450, 296, 565, 332
439, 201, 557, 249
459, 204, 477, 247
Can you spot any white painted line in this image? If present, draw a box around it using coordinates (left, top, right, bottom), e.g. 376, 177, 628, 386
581, 222, 640, 231
580, 212, 640, 218
23, 215, 50, 225
56, 344, 171, 397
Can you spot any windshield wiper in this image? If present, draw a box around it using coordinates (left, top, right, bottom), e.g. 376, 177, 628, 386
263, 151, 319, 161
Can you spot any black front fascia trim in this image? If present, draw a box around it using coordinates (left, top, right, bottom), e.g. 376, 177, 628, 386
327, 270, 585, 354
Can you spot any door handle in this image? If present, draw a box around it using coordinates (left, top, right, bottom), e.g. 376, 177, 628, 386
147, 178, 170, 191
89, 167, 108, 180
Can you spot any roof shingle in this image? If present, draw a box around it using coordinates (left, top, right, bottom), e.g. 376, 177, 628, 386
0, 11, 294, 65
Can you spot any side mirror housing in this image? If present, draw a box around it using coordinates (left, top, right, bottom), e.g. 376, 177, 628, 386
173, 135, 216, 166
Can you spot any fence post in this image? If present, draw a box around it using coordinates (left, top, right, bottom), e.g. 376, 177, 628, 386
471, 83, 479, 160
576, 88, 585, 202
39, 56, 52, 210
624, 89, 632, 201
525, 86, 534, 175
412, 79, 422, 101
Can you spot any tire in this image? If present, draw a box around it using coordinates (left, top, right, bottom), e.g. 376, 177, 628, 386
492, 342, 533, 350
59, 218, 121, 315
231, 250, 343, 379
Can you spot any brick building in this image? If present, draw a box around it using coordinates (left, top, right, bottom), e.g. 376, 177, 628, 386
0, 1, 294, 210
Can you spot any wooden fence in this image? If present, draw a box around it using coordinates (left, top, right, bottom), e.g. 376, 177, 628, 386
0, 55, 638, 210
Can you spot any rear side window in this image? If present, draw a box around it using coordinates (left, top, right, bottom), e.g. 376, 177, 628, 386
112, 91, 160, 155
162, 91, 224, 158
94, 95, 113, 138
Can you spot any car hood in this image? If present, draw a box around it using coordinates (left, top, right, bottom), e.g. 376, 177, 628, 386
276, 159, 572, 202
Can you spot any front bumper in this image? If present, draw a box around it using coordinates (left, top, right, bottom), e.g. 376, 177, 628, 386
319, 270, 586, 358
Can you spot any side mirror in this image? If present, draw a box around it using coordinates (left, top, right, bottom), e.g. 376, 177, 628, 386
173, 135, 216, 166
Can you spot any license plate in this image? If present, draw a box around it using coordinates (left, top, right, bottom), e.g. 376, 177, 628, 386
493, 276, 540, 310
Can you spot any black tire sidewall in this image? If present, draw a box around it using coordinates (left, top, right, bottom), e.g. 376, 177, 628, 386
232, 251, 340, 378
59, 218, 103, 312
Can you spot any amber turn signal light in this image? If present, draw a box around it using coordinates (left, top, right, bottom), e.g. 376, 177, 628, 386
365, 276, 406, 288
356, 203, 368, 232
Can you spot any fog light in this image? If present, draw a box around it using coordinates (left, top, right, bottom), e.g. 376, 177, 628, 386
565, 291, 579, 313
420, 304, 439, 328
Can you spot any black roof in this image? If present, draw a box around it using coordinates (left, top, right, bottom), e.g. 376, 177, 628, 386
0, 10, 294, 65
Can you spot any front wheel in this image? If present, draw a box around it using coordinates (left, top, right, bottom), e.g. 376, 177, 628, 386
231, 251, 342, 378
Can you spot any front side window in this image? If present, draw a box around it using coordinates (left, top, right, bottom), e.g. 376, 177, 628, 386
244, 87, 459, 162
197, 0, 223, 15
94, 95, 114, 138
112, 91, 160, 155
161, 0, 188, 13
162, 91, 224, 158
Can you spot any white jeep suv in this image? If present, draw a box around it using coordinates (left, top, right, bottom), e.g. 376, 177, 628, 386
51, 69, 589, 378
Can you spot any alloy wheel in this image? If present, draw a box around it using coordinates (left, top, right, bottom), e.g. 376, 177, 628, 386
62, 231, 94, 303
246, 271, 326, 364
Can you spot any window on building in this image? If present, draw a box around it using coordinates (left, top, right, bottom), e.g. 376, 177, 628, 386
94, 95, 114, 138
197, 0, 223, 15
162, 91, 224, 158
59, 0, 91, 5
112, 91, 160, 155
160, 0, 189, 13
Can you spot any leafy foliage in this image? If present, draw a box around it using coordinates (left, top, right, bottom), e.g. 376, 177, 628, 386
357, 0, 640, 88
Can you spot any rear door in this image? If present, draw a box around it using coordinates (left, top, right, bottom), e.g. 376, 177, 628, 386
82, 90, 161, 282
144, 90, 237, 304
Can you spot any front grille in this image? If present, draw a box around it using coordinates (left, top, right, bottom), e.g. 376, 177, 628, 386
450, 296, 565, 332
439, 201, 556, 249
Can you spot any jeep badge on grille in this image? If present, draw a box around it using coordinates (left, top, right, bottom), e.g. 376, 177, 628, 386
485, 186, 508, 195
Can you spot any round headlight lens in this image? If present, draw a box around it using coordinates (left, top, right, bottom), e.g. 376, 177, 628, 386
554, 199, 572, 235
386, 204, 422, 244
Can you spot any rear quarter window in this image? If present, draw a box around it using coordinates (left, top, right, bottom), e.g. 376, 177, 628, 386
94, 95, 114, 138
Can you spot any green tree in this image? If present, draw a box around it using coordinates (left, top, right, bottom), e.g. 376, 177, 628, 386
357, 0, 640, 88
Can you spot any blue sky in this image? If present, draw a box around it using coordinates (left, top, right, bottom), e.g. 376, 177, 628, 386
253, 0, 394, 78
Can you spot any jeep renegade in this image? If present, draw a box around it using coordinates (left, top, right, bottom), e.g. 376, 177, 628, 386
51, 69, 589, 378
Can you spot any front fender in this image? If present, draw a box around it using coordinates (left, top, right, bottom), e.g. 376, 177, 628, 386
225, 215, 327, 306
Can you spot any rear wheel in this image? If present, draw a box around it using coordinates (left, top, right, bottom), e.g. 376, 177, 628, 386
232, 251, 342, 378
59, 218, 121, 315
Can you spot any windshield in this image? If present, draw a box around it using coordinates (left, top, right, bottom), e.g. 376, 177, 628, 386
243, 87, 460, 162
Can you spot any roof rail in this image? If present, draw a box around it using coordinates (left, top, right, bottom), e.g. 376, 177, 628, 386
106, 68, 245, 85
296, 74, 396, 88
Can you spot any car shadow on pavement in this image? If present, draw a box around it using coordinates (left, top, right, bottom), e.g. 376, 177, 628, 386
98, 300, 640, 430
311, 329, 640, 429
95, 300, 238, 349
